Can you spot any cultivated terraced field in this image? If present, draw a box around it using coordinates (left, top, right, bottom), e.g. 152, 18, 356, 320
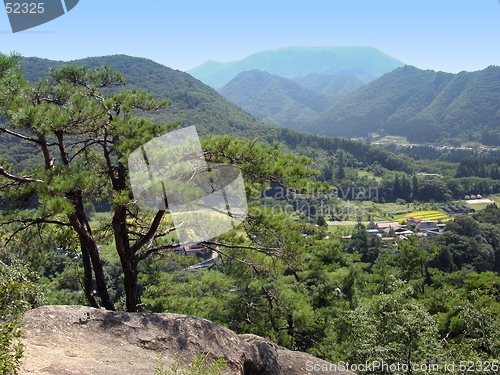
398, 210, 450, 222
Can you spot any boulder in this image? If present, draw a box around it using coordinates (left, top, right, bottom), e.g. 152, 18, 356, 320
20, 305, 352, 375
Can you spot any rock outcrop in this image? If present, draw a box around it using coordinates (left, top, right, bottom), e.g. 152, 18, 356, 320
20, 305, 352, 375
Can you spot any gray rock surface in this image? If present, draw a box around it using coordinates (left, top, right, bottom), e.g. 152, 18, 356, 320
20, 305, 353, 375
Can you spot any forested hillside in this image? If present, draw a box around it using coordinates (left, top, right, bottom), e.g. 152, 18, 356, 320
218, 70, 341, 131
214, 63, 500, 145
20, 55, 274, 140
309, 65, 500, 144
11, 55, 410, 174
292, 73, 365, 95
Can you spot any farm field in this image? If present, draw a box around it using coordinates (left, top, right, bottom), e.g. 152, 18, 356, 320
395, 210, 449, 222
371, 134, 409, 145
464, 195, 500, 211
360, 201, 433, 221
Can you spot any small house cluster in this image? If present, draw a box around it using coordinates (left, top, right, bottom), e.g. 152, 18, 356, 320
388, 220, 444, 239
174, 244, 212, 258
341, 219, 445, 243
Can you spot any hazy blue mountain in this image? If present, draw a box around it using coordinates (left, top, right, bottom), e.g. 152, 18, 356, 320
187, 46, 405, 89
308, 65, 500, 144
219, 70, 340, 131
291, 73, 365, 95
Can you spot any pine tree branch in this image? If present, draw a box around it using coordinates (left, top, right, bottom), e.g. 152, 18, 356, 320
1, 217, 72, 245
0, 127, 40, 144
130, 209, 166, 254
203, 240, 281, 256
203, 243, 262, 274
136, 242, 179, 261
0, 166, 43, 183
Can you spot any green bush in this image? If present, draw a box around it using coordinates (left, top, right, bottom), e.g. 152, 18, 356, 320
0, 257, 44, 375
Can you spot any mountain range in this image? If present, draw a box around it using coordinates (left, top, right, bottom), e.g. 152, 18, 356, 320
187, 46, 404, 89
218, 70, 344, 131
309, 65, 500, 143
219, 63, 500, 144
5, 54, 409, 174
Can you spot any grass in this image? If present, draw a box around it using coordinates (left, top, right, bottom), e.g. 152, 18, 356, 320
357, 170, 383, 183
327, 225, 356, 236
359, 201, 415, 221
373, 135, 409, 145
155, 354, 226, 375
468, 202, 495, 211
463, 194, 500, 211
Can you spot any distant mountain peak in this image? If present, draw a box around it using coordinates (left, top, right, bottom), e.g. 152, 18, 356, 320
187, 46, 405, 89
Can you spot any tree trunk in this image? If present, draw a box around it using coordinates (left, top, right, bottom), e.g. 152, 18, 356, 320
86, 236, 116, 311
68, 211, 116, 311
112, 204, 142, 312
80, 243, 100, 309
122, 261, 140, 313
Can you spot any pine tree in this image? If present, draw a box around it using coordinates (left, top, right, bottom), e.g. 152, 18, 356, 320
401, 174, 412, 202
336, 153, 346, 180
321, 164, 333, 182
393, 174, 401, 200
412, 173, 419, 200
0, 55, 316, 312
337, 164, 346, 180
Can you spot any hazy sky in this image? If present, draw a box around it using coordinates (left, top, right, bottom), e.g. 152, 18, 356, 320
1, 0, 500, 73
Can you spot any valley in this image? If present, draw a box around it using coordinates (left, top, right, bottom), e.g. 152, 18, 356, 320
1, 51, 500, 374
214, 53, 500, 147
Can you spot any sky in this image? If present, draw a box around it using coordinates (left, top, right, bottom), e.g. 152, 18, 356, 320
1, 0, 500, 73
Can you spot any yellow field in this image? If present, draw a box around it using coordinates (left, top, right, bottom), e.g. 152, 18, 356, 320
396, 210, 450, 222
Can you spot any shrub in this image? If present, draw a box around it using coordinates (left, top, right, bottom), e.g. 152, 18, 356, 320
0, 256, 44, 375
